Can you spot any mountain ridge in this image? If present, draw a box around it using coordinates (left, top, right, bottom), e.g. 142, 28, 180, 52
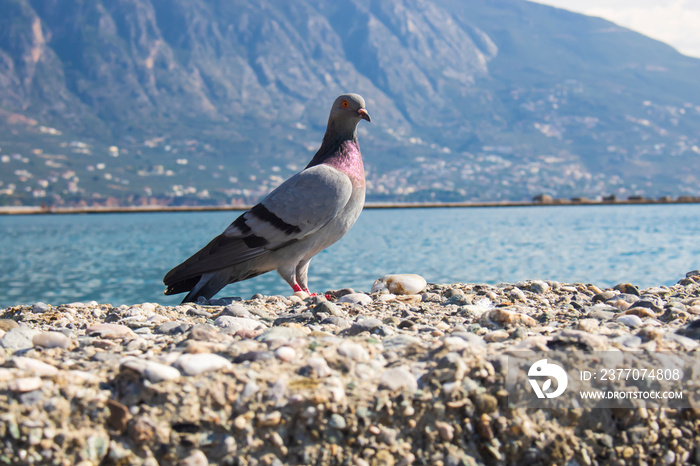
1, 0, 699, 206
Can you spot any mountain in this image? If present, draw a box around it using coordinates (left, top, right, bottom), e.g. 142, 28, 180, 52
1, 0, 700, 207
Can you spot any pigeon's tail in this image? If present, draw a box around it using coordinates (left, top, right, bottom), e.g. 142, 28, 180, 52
163, 231, 271, 303
165, 270, 253, 304
177, 271, 230, 304
164, 261, 267, 304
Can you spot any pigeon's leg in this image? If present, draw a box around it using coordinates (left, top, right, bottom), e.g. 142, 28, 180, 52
277, 265, 303, 293
295, 259, 316, 295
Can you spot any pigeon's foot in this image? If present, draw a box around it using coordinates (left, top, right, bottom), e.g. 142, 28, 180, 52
302, 288, 318, 297
292, 284, 303, 293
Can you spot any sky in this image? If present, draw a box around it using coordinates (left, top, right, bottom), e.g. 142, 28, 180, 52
530, 0, 700, 59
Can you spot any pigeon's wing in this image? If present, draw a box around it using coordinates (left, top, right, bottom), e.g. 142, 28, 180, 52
164, 165, 353, 285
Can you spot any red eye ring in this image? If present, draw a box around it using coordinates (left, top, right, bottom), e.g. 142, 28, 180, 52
341, 99, 349, 108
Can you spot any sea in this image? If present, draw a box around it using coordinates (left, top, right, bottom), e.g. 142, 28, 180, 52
1, 204, 699, 308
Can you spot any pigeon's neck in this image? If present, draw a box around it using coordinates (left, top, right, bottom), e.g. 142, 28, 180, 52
307, 134, 364, 187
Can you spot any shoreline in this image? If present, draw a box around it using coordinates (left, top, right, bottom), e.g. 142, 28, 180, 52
2, 197, 700, 215
1, 275, 698, 464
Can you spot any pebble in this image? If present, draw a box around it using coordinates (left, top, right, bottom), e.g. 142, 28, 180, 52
176, 353, 232, 376
302, 357, 331, 378
483, 308, 537, 327
120, 358, 181, 383
274, 346, 296, 362
7, 376, 42, 392
615, 314, 643, 328
329, 413, 347, 430
321, 316, 349, 327
31, 302, 51, 314
337, 341, 369, 361
12, 356, 59, 377
155, 321, 191, 335
86, 324, 136, 340
222, 303, 252, 317
528, 280, 550, 294
509, 287, 527, 302
188, 324, 226, 342
32, 331, 70, 349
383, 335, 422, 350
371, 274, 427, 295
379, 366, 417, 391
551, 329, 609, 351
0, 327, 38, 350
344, 318, 383, 336
336, 293, 372, 305
214, 316, 266, 332
178, 450, 208, 466
484, 330, 510, 342
614, 283, 640, 296
676, 319, 700, 340
435, 421, 455, 441
0, 319, 19, 331
313, 301, 342, 316
256, 326, 306, 344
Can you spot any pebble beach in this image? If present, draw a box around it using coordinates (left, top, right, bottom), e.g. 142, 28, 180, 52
1, 272, 699, 465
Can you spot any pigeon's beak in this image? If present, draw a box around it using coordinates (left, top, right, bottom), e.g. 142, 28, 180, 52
357, 108, 371, 123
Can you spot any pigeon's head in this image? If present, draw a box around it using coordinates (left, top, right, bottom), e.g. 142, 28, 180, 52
327, 93, 371, 138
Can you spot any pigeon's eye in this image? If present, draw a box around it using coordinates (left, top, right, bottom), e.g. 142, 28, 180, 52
341, 99, 349, 108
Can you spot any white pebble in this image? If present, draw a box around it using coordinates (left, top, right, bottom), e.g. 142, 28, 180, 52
304, 357, 331, 377
379, 366, 417, 391
144, 361, 181, 383
176, 353, 232, 376
32, 332, 69, 349
274, 346, 296, 362
616, 314, 643, 328
86, 323, 136, 340
336, 293, 372, 306
12, 357, 59, 377
337, 341, 369, 362
371, 274, 427, 295
8, 376, 42, 392
140, 303, 156, 313
213, 316, 266, 331
442, 336, 470, 351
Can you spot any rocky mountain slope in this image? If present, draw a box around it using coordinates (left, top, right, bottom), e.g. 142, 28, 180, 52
1, 0, 699, 206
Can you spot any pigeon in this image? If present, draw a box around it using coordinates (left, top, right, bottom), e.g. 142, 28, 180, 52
163, 93, 371, 303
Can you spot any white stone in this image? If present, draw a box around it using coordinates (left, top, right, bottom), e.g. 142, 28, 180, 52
146, 315, 169, 324
274, 346, 296, 362
442, 336, 470, 351
8, 376, 42, 392
336, 293, 372, 306
86, 323, 136, 340
616, 314, 644, 328
379, 366, 417, 391
371, 274, 427, 295
12, 357, 59, 377
213, 316, 266, 331
304, 357, 331, 377
337, 341, 369, 362
143, 361, 181, 383
176, 353, 232, 376
32, 331, 70, 349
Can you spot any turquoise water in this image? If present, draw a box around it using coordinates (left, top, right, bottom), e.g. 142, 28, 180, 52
1, 204, 699, 308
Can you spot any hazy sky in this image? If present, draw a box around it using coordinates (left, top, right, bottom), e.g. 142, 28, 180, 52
530, 0, 700, 58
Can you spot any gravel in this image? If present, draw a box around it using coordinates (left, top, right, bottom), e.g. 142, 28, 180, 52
0, 272, 698, 464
